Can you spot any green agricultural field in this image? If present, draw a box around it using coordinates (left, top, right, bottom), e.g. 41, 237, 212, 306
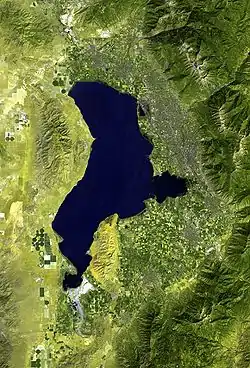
1, 0, 250, 367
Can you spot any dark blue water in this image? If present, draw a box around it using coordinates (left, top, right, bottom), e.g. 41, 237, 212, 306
138, 104, 146, 116
52, 81, 187, 289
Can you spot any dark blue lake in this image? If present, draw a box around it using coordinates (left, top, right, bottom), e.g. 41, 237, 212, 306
52, 81, 187, 289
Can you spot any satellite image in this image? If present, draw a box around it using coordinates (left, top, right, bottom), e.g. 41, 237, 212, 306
0, 0, 250, 367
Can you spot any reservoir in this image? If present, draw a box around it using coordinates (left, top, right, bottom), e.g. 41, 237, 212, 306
52, 81, 187, 289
